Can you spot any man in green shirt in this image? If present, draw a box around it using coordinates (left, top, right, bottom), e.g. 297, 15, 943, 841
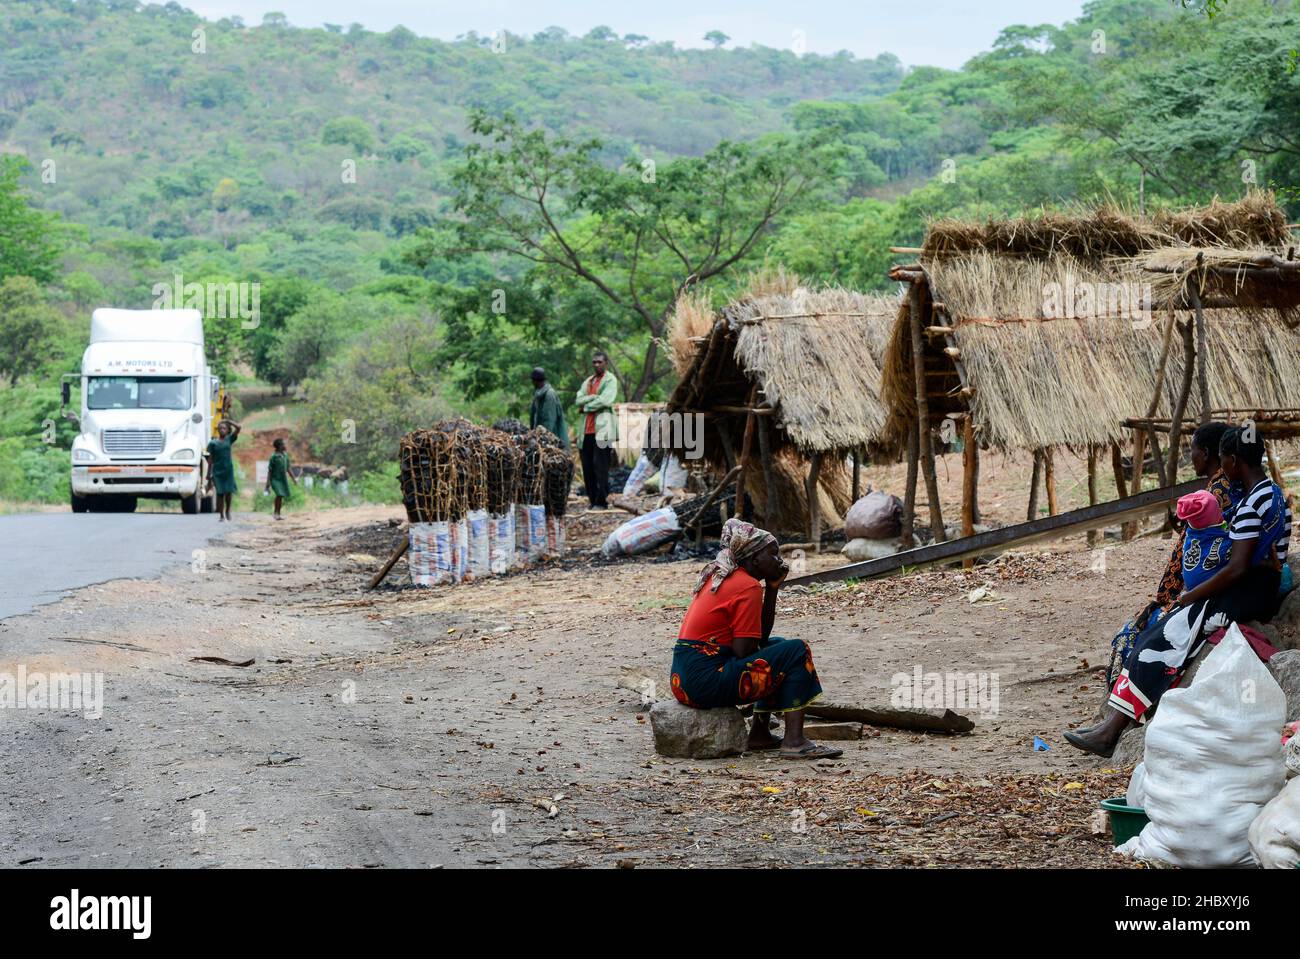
529, 367, 568, 448
575, 351, 619, 509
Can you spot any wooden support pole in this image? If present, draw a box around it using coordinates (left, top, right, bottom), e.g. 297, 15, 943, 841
901, 417, 920, 548
961, 417, 976, 568
908, 284, 945, 542
1027, 449, 1043, 521
686, 465, 743, 544
1188, 281, 1211, 425
1044, 446, 1059, 517
851, 449, 861, 502
805, 452, 823, 546
1087, 446, 1099, 547
1124, 428, 1144, 541
1265, 440, 1288, 501
1165, 318, 1196, 482
756, 412, 777, 529
1111, 443, 1128, 499
734, 385, 758, 521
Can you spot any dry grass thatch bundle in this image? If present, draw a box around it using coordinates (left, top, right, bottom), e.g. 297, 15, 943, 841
1133, 246, 1300, 321
922, 193, 1290, 260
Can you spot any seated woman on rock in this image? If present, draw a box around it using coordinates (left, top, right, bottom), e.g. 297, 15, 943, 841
1065, 426, 1291, 757
670, 518, 841, 759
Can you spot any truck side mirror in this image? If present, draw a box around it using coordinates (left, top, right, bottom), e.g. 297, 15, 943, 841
61, 381, 70, 407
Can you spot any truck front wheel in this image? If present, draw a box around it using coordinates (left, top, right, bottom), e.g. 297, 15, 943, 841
71, 491, 89, 513
181, 490, 200, 514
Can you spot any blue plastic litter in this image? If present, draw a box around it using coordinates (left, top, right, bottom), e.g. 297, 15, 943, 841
1033, 736, 1050, 751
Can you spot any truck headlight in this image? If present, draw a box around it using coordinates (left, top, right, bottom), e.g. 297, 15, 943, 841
171, 448, 196, 461
73, 449, 95, 462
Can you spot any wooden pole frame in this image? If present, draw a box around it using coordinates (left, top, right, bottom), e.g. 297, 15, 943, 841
961, 417, 977, 568
908, 283, 945, 542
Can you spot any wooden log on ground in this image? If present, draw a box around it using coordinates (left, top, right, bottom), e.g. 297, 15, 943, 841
804, 722, 864, 741
368, 537, 410, 591
804, 701, 974, 734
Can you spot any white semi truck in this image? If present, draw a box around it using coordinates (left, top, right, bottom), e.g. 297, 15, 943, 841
63, 308, 224, 514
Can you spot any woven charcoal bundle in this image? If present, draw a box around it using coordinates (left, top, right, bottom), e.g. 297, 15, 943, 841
539, 442, 574, 517
483, 429, 523, 514
512, 429, 548, 506
399, 428, 453, 523
669, 489, 743, 537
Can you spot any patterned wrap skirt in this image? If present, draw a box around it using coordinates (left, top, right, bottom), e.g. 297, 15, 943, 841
670, 636, 822, 715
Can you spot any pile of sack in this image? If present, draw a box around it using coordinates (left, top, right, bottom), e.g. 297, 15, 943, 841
1117, 625, 1300, 868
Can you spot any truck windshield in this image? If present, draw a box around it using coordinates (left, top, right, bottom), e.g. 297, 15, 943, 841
87, 376, 193, 411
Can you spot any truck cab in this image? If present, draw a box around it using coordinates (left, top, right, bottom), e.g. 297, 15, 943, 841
67, 308, 220, 514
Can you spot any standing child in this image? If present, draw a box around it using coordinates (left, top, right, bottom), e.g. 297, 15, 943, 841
205, 419, 241, 522
265, 437, 298, 520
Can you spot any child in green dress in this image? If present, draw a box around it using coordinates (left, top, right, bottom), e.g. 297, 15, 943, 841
265, 437, 298, 519
205, 419, 241, 522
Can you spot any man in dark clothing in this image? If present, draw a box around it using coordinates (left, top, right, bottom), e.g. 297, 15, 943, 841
528, 367, 568, 448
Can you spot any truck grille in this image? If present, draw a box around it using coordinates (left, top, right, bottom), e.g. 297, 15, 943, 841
103, 429, 164, 457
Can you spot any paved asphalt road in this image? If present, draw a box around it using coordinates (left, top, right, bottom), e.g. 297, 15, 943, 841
0, 512, 231, 621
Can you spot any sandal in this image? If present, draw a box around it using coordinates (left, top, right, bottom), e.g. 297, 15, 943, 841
779, 741, 844, 760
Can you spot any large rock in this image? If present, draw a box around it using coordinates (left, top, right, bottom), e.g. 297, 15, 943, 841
1266, 649, 1300, 723
1268, 591, 1300, 651
649, 700, 747, 759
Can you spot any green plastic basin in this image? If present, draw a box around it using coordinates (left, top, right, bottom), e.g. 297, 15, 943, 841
1100, 797, 1149, 847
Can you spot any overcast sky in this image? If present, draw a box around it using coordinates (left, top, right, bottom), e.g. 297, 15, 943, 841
187, 0, 1087, 70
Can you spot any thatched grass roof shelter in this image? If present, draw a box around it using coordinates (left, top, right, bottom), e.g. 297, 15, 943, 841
666, 274, 899, 537
884, 193, 1300, 545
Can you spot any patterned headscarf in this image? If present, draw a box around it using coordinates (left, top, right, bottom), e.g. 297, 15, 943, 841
693, 518, 778, 594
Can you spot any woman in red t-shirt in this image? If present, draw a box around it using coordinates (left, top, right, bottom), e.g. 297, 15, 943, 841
670, 519, 839, 759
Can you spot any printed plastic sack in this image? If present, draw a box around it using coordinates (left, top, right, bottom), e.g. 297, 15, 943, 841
1118, 626, 1287, 867
515, 504, 546, 565
452, 518, 468, 583
466, 509, 490, 580
408, 521, 455, 587
544, 515, 566, 559
489, 509, 515, 575
623, 454, 656, 497
1248, 777, 1300, 868
600, 506, 680, 558
844, 490, 903, 540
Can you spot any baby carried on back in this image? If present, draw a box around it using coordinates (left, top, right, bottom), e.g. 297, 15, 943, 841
1177, 489, 1231, 592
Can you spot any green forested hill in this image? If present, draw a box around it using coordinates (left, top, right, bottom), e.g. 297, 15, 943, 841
1, 0, 900, 255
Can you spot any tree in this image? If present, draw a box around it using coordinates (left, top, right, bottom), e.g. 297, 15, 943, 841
0, 157, 62, 285
704, 30, 730, 49
0, 276, 65, 386
248, 275, 317, 393
414, 111, 837, 399
322, 116, 376, 155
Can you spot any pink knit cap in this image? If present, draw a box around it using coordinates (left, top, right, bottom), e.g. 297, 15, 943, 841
1176, 489, 1223, 529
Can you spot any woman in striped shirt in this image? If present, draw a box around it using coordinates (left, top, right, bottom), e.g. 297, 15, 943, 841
1066, 426, 1291, 756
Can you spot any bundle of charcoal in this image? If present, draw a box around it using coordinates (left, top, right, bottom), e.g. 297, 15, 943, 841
668, 489, 751, 537
483, 429, 523, 515
540, 445, 575, 517
435, 419, 486, 515
511, 429, 546, 505
399, 428, 456, 523
492, 418, 526, 435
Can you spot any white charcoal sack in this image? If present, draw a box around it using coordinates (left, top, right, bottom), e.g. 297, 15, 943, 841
1118, 625, 1287, 868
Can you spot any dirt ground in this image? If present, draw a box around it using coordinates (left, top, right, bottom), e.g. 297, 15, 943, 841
2, 449, 1181, 869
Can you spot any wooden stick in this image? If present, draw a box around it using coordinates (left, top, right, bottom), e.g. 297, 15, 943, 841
1111, 443, 1128, 499
1087, 446, 1099, 547
1044, 446, 1059, 517
368, 537, 409, 590
1189, 283, 1211, 425
901, 417, 920, 548
805, 452, 823, 545
756, 412, 777, 529
909, 285, 945, 542
1027, 449, 1043, 521
685, 466, 743, 535
851, 449, 861, 502
1125, 429, 1144, 541
804, 701, 973, 734
961, 417, 976, 569
1165, 318, 1196, 481
734, 385, 758, 521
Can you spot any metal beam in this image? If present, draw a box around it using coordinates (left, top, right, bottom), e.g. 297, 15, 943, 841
785, 478, 1202, 587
